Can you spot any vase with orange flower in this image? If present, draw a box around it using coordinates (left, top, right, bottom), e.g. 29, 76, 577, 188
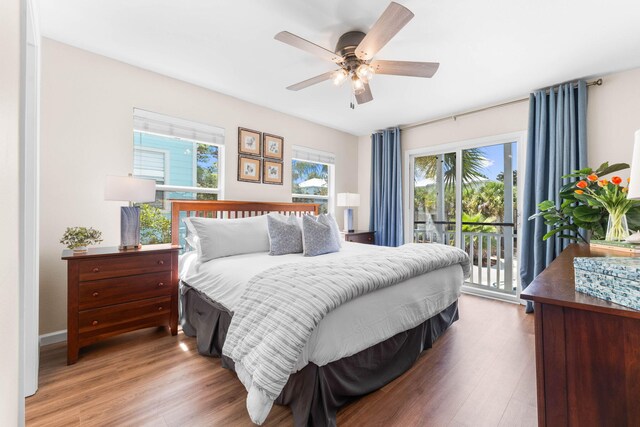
574, 174, 635, 241
530, 162, 640, 244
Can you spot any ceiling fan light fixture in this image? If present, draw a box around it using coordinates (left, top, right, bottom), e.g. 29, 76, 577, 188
356, 64, 375, 82
351, 76, 365, 95
275, 2, 438, 107
333, 69, 348, 86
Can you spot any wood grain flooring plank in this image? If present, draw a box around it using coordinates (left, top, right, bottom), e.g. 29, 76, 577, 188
27, 295, 535, 427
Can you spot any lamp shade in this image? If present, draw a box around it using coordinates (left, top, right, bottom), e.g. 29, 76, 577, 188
627, 130, 640, 200
104, 175, 156, 203
337, 192, 360, 207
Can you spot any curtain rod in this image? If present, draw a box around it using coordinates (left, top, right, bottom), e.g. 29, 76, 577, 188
399, 78, 603, 132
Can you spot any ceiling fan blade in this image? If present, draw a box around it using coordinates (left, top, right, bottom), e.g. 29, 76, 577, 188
355, 2, 414, 61
275, 31, 343, 64
286, 70, 338, 91
371, 60, 440, 78
356, 83, 374, 105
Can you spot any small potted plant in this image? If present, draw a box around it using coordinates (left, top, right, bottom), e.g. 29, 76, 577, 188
60, 227, 103, 253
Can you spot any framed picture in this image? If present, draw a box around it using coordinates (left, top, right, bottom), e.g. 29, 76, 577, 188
263, 133, 284, 160
263, 160, 283, 185
238, 127, 262, 157
238, 156, 262, 183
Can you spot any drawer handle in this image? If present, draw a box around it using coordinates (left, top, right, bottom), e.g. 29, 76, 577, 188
92, 292, 99, 297
92, 267, 100, 273
92, 320, 99, 326
157, 260, 165, 265
158, 306, 163, 311
158, 282, 165, 287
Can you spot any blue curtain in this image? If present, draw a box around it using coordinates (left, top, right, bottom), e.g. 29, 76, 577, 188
370, 127, 403, 247
520, 81, 588, 312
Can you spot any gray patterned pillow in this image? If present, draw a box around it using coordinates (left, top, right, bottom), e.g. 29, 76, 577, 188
267, 213, 303, 255
302, 214, 342, 256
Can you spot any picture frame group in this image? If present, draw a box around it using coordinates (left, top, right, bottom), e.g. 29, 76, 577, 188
237, 127, 284, 185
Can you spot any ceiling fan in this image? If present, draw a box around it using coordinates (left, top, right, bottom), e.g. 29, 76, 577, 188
274, 2, 439, 107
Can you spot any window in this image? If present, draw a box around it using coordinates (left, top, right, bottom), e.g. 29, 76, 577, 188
133, 109, 224, 245
291, 146, 335, 214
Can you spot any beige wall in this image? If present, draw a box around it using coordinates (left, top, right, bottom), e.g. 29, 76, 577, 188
39, 39, 358, 334
0, 0, 22, 423
588, 68, 640, 166
358, 68, 640, 233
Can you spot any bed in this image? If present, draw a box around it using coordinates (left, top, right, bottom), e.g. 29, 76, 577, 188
172, 200, 468, 426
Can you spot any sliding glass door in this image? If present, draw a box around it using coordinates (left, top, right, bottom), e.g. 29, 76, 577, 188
410, 134, 522, 301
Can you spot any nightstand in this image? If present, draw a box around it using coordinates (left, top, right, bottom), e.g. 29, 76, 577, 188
62, 244, 180, 365
342, 230, 375, 245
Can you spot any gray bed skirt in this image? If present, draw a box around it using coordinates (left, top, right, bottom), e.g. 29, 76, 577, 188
180, 283, 459, 427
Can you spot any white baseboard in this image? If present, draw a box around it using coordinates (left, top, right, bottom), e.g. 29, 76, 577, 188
39, 330, 67, 346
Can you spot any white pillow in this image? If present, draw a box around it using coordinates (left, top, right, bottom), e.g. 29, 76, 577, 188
183, 217, 201, 254
188, 215, 270, 263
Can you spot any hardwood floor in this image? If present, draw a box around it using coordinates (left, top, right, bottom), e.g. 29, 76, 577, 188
26, 295, 536, 426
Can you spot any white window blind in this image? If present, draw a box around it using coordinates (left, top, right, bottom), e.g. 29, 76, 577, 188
133, 108, 225, 145
292, 145, 335, 165
134, 148, 165, 182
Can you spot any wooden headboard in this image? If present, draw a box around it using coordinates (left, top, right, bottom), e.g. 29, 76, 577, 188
170, 200, 319, 246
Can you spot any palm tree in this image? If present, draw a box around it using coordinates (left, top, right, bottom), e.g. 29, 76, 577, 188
414, 148, 488, 187
462, 181, 512, 222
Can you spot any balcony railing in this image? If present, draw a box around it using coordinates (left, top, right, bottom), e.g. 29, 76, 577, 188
414, 222, 517, 295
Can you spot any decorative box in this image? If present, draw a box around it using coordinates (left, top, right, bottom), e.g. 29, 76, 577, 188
574, 257, 640, 311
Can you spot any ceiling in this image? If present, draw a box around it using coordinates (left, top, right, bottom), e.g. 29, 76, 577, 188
36, 0, 640, 136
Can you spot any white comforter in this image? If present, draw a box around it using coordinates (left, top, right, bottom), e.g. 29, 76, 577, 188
180, 242, 464, 371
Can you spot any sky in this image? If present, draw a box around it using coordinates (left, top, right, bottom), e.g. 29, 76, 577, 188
476, 142, 518, 181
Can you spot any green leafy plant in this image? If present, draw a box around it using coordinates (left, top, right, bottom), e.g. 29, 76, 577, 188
529, 162, 640, 243
139, 204, 171, 244
60, 227, 103, 249
462, 212, 497, 233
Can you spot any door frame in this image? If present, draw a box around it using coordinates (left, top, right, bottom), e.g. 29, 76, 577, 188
21, 0, 41, 404
404, 131, 527, 302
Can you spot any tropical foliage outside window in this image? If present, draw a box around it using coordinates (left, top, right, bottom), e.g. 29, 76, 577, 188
414, 142, 519, 295
413, 144, 518, 240
134, 131, 221, 244
291, 159, 331, 214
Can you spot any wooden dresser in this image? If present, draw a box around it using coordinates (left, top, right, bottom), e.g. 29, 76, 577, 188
342, 230, 375, 245
62, 244, 180, 365
521, 243, 640, 426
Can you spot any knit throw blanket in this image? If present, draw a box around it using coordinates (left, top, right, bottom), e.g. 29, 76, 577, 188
222, 243, 470, 424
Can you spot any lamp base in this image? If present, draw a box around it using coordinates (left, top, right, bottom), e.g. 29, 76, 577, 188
343, 208, 354, 233
120, 206, 141, 250
119, 244, 142, 251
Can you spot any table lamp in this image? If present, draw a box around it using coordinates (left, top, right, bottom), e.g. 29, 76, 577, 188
337, 192, 360, 233
626, 129, 640, 242
105, 174, 156, 250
